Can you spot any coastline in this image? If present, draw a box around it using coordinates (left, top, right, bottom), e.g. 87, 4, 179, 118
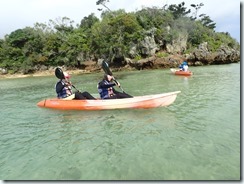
0, 69, 85, 79
0, 58, 240, 79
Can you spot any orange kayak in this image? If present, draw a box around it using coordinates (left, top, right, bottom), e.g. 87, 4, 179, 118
37, 91, 181, 110
170, 69, 193, 76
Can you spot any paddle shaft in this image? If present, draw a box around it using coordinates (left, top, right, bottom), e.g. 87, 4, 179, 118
101, 60, 124, 93
71, 84, 79, 92
67, 81, 80, 92
112, 79, 124, 92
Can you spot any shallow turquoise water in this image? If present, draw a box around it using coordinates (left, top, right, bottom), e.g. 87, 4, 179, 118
0, 63, 240, 180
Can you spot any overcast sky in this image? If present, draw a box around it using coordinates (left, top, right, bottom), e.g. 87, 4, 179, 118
0, 0, 241, 42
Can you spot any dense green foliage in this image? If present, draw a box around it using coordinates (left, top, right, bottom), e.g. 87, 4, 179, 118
0, 2, 239, 73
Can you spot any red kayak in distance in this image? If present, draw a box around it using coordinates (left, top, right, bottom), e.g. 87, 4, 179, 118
170, 68, 193, 76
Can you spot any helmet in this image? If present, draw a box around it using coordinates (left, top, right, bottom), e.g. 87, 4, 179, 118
183, 61, 187, 65
63, 72, 70, 79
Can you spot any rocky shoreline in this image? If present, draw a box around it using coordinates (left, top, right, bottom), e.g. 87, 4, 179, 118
0, 42, 240, 79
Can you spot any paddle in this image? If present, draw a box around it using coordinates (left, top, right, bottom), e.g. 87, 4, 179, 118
101, 60, 125, 93
55, 67, 80, 92
55, 67, 65, 79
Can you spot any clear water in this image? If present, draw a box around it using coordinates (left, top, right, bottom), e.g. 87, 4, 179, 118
0, 63, 240, 180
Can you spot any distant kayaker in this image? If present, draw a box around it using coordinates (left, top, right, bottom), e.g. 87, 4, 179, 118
55, 72, 96, 100
97, 74, 133, 99
179, 61, 189, 71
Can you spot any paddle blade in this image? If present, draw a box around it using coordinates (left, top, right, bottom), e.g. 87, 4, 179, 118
55, 67, 65, 79
102, 60, 113, 76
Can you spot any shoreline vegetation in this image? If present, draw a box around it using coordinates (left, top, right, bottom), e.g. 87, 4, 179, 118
0, 58, 240, 79
0, 3, 240, 79
0, 53, 240, 79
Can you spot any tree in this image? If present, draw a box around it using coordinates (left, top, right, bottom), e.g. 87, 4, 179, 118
49, 17, 75, 33
90, 10, 143, 62
199, 14, 216, 30
96, 0, 112, 13
8, 28, 31, 48
80, 13, 99, 30
190, 3, 204, 20
167, 2, 191, 19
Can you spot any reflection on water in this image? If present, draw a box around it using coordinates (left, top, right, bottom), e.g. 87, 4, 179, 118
0, 63, 240, 180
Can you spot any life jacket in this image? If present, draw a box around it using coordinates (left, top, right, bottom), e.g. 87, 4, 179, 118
55, 80, 72, 98
97, 80, 114, 99
183, 65, 188, 71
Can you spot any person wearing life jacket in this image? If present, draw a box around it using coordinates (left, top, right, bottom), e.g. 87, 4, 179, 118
97, 74, 133, 99
55, 72, 96, 100
179, 61, 188, 71
182, 61, 189, 71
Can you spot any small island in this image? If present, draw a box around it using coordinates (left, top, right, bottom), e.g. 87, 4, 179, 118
0, 1, 240, 78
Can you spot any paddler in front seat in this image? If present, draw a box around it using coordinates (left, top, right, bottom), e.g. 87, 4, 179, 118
97, 74, 133, 99
55, 72, 96, 100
